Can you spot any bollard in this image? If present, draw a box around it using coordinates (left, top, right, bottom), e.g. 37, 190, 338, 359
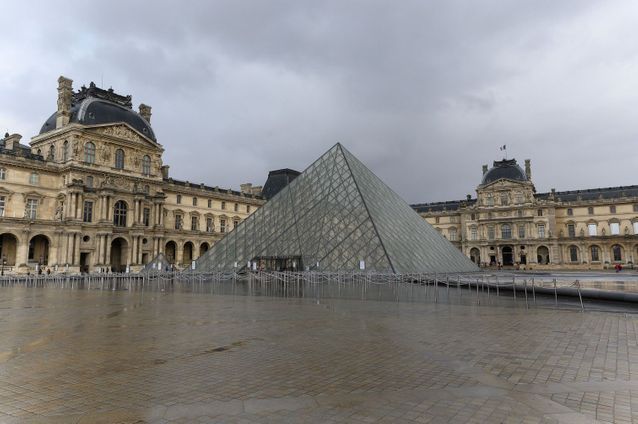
553, 278, 558, 307
523, 279, 529, 309
576, 280, 584, 312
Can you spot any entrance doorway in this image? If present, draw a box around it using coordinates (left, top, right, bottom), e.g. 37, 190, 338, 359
502, 246, 513, 266
80, 252, 90, 273
165, 241, 177, 264
252, 256, 302, 271
469, 248, 480, 264
110, 238, 129, 272
28, 235, 50, 265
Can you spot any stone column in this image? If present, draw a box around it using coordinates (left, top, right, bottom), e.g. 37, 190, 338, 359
73, 233, 80, 265
176, 243, 184, 267
105, 235, 112, 268
95, 235, 102, 266
16, 232, 30, 267
133, 200, 139, 225
76, 193, 83, 219
130, 236, 137, 265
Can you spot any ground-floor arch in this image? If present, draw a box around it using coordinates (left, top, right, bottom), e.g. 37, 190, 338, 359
183, 241, 194, 266
200, 242, 209, 257
0, 233, 18, 268
165, 241, 177, 264
469, 248, 480, 264
28, 234, 50, 266
110, 237, 129, 272
537, 246, 550, 265
501, 245, 513, 266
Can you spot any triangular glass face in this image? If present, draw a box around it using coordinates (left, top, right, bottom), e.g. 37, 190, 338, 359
196, 144, 477, 273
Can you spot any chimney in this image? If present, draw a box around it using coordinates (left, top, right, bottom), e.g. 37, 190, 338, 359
3, 133, 22, 150
240, 183, 253, 194
524, 159, 531, 180
56, 76, 73, 129
466, 194, 471, 201
161, 165, 170, 178
482, 164, 488, 175
139, 103, 152, 123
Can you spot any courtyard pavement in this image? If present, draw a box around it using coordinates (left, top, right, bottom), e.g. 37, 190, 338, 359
0, 285, 637, 423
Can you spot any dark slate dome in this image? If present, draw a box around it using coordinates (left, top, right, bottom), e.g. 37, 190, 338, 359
39, 82, 156, 141
481, 159, 527, 185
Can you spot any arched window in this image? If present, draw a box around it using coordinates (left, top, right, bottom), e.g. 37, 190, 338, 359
62, 140, 69, 162
612, 244, 623, 262
84, 142, 95, 164
568, 245, 579, 263
115, 149, 125, 169
501, 224, 511, 239
590, 245, 600, 262
113, 200, 128, 227
142, 155, 151, 175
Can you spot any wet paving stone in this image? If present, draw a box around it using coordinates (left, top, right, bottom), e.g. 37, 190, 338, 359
0, 286, 637, 422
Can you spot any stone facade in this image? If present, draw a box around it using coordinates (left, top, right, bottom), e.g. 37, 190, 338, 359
0, 77, 264, 274
413, 159, 638, 270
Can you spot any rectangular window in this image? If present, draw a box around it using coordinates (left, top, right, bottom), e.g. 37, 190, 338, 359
26, 199, 37, 220
233, 219, 240, 229
208, 199, 212, 208
175, 214, 183, 230
191, 216, 199, 231
569, 246, 578, 262
567, 224, 575, 238
470, 227, 477, 241
588, 207, 594, 215
634, 204, 638, 212
567, 208, 573, 216
470, 213, 475, 220
193, 197, 198, 206
0, 196, 5, 217
487, 226, 495, 240
588, 223, 597, 236
247, 205, 251, 213
83, 201, 93, 223
610, 222, 620, 235
221, 201, 226, 210
176, 194, 182, 204
610, 205, 616, 214
206, 217, 213, 232
518, 225, 525, 239
435, 216, 440, 224
220, 219, 226, 233
0, 168, 5, 180
450, 215, 458, 223
537, 209, 543, 217
143, 208, 150, 227
634, 222, 638, 235
234, 203, 238, 212
538, 224, 545, 238
29, 173, 39, 185
86, 176, 93, 188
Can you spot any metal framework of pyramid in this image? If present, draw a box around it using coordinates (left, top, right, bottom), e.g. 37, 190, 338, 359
196, 143, 478, 273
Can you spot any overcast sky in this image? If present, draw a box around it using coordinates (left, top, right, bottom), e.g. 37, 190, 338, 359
2, 1, 638, 203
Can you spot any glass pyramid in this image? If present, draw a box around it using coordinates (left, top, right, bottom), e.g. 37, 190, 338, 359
196, 144, 478, 273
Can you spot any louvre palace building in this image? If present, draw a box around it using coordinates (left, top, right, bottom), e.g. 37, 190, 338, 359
413, 159, 638, 269
0, 76, 264, 274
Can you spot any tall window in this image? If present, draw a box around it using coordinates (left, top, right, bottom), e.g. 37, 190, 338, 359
143, 208, 150, 226
208, 199, 212, 208
233, 219, 240, 229
175, 214, 183, 230
610, 222, 620, 235
29, 173, 39, 185
501, 224, 511, 239
435, 216, 440, 224
84, 142, 95, 164
63, 141, 69, 162
487, 225, 495, 240
612, 244, 622, 261
538, 224, 545, 238
176, 194, 182, 204
220, 218, 226, 233
115, 149, 125, 169
633, 221, 638, 235
590, 245, 600, 262
0, 167, 5, 180
610, 205, 616, 214
567, 224, 575, 238
537, 209, 543, 217
0, 196, 5, 217
191, 216, 199, 231
206, 217, 214, 232
588, 223, 597, 236
142, 155, 151, 175
567, 208, 573, 216
113, 200, 127, 227
26, 199, 38, 220
634, 204, 638, 212
247, 205, 251, 213
234, 203, 239, 212
569, 246, 579, 263
470, 227, 478, 241
193, 197, 198, 206
86, 176, 94, 188
221, 201, 226, 210
518, 225, 525, 239
83, 201, 93, 223
448, 227, 457, 241
588, 206, 594, 215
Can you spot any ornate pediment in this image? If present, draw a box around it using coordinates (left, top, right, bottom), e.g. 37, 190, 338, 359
94, 124, 148, 144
